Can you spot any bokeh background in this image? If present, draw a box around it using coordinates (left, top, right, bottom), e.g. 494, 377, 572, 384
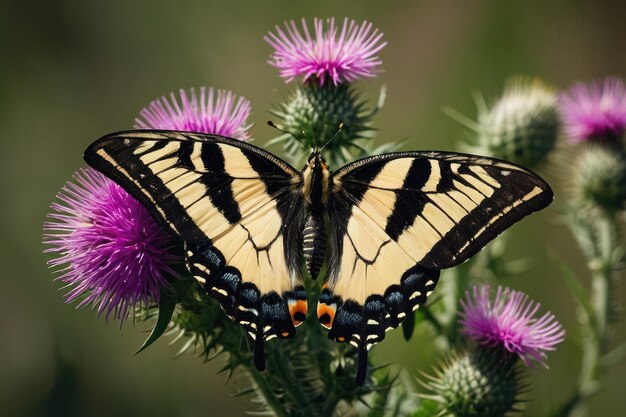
2, 1, 626, 416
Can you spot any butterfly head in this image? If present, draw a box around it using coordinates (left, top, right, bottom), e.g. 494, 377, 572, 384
307, 149, 328, 171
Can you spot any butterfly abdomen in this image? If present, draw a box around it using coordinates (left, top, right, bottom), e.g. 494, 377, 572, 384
301, 152, 330, 280
303, 205, 326, 279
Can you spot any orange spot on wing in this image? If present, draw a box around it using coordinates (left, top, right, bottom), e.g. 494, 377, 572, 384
288, 299, 308, 327
317, 303, 336, 330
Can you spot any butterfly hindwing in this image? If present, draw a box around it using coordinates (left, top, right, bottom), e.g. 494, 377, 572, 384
84, 130, 308, 367
320, 152, 553, 382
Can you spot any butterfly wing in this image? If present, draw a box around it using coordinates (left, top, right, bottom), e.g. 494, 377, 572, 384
84, 130, 308, 369
320, 151, 553, 383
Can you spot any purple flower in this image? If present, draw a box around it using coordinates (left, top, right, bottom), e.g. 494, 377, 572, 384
459, 285, 565, 367
135, 87, 252, 140
44, 168, 179, 321
265, 17, 386, 85
559, 77, 626, 143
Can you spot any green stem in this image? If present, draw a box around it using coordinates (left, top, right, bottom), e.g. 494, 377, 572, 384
439, 259, 473, 347
568, 213, 619, 417
321, 390, 342, 417
232, 352, 290, 417
273, 346, 312, 414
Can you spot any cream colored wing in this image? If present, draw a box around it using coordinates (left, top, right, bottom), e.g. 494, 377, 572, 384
318, 151, 552, 384
85, 130, 309, 370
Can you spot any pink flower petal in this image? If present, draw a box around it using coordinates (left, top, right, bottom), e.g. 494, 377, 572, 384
459, 285, 565, 367
265, 17, 387, 85
44, 168, 179, 322
134, 87, 252, 140
560, 77, 626, 143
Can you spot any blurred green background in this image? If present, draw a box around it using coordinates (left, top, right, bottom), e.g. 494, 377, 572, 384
1, 0, 625, 416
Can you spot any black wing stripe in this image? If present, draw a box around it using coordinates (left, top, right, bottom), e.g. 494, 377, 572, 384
85, 132, 300, 244
384, 158, 431, 240
435, 160, 454, 192
424, 173, 548, 268
88, 140, 205, 240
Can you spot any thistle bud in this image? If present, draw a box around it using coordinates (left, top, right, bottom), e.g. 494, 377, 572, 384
459, 78, 559, 168
270, 82, 376, 166
421, 349, 521, 417
572, 145, 626, 213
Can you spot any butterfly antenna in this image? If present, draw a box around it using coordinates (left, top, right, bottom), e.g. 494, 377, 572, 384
319, 123, 344, 152
267, 120, 293, 136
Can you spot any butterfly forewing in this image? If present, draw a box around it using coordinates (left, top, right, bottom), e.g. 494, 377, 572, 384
84, 130, 308, 368
319, 152, 552, 382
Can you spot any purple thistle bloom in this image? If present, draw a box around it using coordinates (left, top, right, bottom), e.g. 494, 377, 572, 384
559, 77, 626, 143
459, 285, 565, 367
44, 168, 179, 321
135, 87, 252, 140
265, 17, 386, 85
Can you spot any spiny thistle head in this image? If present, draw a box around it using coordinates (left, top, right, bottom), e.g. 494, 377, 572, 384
44, 168, 180, 321
265, 17, 386, 86
459, 78, 559, 167
270, 82, 379, 167
459, 285, 565, 367
421, 349, 521, 417
570, 145, 626, 213
134, 87, 253, 140
559, 76, 626, 145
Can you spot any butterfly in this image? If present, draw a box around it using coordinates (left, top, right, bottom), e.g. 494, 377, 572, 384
84, 130, 553, 385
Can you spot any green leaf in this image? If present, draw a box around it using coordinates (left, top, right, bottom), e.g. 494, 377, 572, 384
135, 296, 176, 354
135, 278, 193, 354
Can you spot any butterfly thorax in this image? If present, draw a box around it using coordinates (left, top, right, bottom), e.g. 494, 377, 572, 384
301, 151, 330, 205
301, 151, 329, 279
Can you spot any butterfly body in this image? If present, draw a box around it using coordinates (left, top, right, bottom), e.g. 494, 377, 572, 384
84, 130, 553, 385
301, 151, 330, 279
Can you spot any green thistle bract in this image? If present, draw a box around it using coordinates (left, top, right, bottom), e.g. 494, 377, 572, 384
421, 349, 521, 417
270, 82, 377, 167
460, 78, 559, 168
572, 145, 626, 213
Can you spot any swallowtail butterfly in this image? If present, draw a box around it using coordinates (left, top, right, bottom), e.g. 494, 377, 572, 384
84, 130, 552, 384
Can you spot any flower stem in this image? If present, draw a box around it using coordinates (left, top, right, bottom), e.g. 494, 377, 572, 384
438, 259, 474, 347
231, 351, 290, 417
566, 213, 621, 417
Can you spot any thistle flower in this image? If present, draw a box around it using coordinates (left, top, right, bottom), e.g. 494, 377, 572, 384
456, 78, 559, 167
571, 145, 626, 213
44, 168, 179, 321
421, 349, 521, 417
265, 17, 386, 85
560, 77, 626, 144
135, 87, 252, 140
460, 285, 565, 367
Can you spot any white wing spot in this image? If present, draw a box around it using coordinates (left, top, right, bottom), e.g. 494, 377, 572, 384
409, 291, 422, 300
